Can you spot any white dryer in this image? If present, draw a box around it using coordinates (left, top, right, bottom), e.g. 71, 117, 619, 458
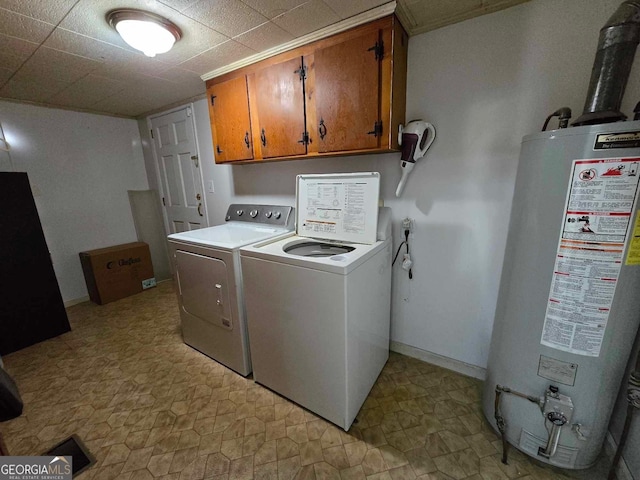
240, 173, 392, 430
167, 204, 294, 376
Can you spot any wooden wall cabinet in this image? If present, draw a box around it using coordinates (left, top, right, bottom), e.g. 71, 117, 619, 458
313, 29, 382, 153
206, 15, 407, 164
208, 76, 253, 162
250, 57, 308, 159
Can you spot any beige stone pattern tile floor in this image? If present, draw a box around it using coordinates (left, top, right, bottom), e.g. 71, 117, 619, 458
0, 282, 609, 479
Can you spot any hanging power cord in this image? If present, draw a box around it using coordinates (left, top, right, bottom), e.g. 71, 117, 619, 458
403, 228, 413, 279
391, 240, 406, 265
391, 220, 413, 279
608, 351, 640, 480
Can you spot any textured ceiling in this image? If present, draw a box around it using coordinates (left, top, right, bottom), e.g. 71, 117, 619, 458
0, 0, 529, 118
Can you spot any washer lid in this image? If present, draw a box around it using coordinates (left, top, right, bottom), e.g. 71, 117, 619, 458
283, 241, 355, 257
295, 172, 380, 245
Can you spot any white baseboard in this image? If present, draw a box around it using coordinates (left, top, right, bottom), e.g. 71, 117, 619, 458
390, 341, 487, 380
604, 432, 634, 480
64, 296, 89, 308
63, 280, 171, 309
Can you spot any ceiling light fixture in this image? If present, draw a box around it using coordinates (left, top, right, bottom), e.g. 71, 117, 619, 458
107, 9, 181, 58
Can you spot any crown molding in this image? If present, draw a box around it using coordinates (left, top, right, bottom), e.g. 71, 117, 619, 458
201, 1, 397, 81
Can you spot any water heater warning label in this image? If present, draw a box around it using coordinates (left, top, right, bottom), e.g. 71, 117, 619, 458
541, 157, 640, 357
625, 211, 640, 265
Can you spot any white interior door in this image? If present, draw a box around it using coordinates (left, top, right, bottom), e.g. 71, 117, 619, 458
151, 106, 206, 233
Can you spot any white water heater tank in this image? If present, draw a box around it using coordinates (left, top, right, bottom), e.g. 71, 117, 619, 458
483, 121, 640, 469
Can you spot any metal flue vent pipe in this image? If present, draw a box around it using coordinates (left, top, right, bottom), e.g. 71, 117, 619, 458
573, 0, 640, 126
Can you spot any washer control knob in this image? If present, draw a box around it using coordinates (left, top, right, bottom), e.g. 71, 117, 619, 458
225, 215, 231, 221
265, 211, 273, 218
250, 209, 258, 218
236, 209, 244, 216
274, 211, 282, 219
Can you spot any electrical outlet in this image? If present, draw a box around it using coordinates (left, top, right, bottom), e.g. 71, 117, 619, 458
207, 180, 215, 193
402, 217, 413, 231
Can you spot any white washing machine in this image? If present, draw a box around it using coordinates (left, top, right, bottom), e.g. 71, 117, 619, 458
240, 173, 392, 430
167, 204, 294, 376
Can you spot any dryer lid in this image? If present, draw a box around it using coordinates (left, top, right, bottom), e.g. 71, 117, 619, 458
168, 222, 291, 250
295, 172, 380, 245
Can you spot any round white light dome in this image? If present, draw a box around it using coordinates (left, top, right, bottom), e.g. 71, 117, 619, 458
107, 9, 181, 58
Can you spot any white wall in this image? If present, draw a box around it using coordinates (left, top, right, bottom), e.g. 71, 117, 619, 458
180, 0, 640, 371
399, 0, 640, 369
0, 101, 148, 302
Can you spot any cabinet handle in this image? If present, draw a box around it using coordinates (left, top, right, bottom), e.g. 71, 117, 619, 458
216, 145, 223, 154
244, 132, 250, 149
318, 119, 327, 140
260, 129, 267, 147
197, 203, 203, 216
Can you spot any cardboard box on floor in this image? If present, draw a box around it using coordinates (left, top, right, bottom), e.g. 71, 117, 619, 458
79, 242, 156, 305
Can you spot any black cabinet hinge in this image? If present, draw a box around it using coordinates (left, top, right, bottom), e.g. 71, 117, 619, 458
367, 40, 384, 60
367, 121, 383, 137
297, 131, 310, 145
294, 65, 307, 81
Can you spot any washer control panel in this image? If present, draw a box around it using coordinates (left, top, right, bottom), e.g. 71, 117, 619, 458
225, 204, 294, 228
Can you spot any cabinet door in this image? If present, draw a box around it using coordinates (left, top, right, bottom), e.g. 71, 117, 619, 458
209, 76, 253, 162
314, 30, 381, 153
252, 57, 307, 158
